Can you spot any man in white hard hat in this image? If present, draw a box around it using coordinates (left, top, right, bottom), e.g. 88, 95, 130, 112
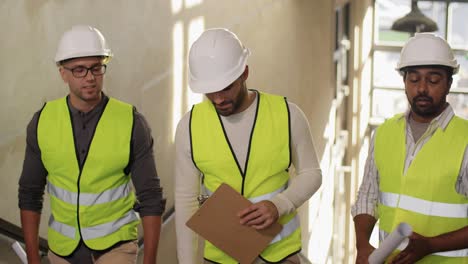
352, 33, 468, 264
18, 25, 165, 264
174, 28, 322, 263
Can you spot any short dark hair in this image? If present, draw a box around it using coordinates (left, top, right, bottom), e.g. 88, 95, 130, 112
401, 65, 453, 85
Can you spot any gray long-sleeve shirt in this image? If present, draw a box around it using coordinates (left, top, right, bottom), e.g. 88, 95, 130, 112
18, 94, 165, 217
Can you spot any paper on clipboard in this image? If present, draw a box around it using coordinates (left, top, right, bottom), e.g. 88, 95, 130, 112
186, 183, 283, 264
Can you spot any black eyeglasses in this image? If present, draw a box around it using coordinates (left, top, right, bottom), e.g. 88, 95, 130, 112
63, 65, 107, 78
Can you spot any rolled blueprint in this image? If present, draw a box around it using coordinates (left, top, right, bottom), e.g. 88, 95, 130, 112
368, 222, 412, 264
11, 241, 28, 264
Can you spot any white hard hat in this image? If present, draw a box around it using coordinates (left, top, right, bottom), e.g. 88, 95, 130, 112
188, 28, 250, 94
396, 33, 459, 74
55, 25, 112, 63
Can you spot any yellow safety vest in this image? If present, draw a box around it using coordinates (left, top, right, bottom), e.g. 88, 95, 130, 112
375, 114, 468, 263
38, 97, 139, 256
190, 91, 301, 263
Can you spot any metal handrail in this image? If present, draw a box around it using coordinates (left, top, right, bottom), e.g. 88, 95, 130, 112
0, 206, 175, 254
0, 217, 48, 254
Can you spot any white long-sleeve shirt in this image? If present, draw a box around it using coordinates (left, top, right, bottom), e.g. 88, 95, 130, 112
351, 105, 468, 218
175, 92, 322, 263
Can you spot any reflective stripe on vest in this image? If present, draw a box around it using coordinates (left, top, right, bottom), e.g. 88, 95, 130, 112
249, 185, 285, 204
380, 192, 468, 218
375, 115, 468, 262
192, 92, 302, 262
270, 215, 300, 244
48, 180, 131, 206
38, 97, 138, 255
379, 230, 468, 258
205, 184, 285, 203
49, 215, 76, 239
205, 184, 300, 245
375, 115, 468, 235
49, 210, 139, 240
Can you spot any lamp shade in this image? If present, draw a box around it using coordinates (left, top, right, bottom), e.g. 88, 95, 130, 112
391, 0, 438, 33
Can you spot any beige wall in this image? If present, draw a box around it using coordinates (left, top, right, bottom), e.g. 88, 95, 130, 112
0, 0, 336, 262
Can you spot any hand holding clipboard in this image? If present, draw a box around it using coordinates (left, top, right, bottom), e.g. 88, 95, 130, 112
186, 183, 283, 264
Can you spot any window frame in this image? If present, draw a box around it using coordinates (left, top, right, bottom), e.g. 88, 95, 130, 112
371, 0, 468, 121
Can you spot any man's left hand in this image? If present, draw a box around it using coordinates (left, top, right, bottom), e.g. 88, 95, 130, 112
390, 232, 433, 264
238, 200, 279, 230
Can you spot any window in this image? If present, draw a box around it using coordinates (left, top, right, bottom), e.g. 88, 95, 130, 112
373, 0, 468, 120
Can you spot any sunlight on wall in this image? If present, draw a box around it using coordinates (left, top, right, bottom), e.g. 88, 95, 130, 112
359, 61, 371, 139
347, 157, 359, 264
357, 137, 369, 187
306, 99, 350, 263
171, 0, 183, 14
352, 77, 359, 147
346, 3, 378, 263
361, 6, 373, 65
353, 26, 360, 71
350, 158, 358, 206
172, 21, 184, 141
357, 135, 381, 248
307, 140, 334, 264
185, 0, 203, 9
186, 17, 205, 109
170, 0, 204, 142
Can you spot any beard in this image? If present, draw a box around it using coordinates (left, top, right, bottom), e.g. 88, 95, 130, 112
410, 95, 446, 118
215, 98, 243, 116
215, 84, 248, 116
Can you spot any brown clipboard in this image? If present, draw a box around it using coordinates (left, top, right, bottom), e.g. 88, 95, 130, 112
186, 183, 283, 264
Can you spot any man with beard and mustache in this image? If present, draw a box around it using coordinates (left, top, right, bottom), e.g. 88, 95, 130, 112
352, 33, 468, 264
174, 28, 322, 264
18, 25, 165, 264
